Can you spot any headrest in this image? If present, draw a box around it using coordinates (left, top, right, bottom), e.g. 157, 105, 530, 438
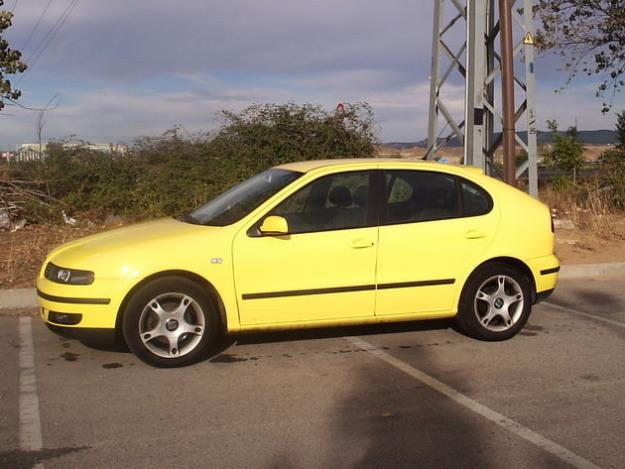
328, 186, 352, 207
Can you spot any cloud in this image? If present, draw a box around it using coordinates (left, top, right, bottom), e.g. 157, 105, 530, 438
9, 0, 434, 82
3, 72, 620, 149
1, 0, 623, 149
4, 73, 441, 145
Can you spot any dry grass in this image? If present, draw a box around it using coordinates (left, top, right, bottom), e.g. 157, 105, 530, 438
540, 184, 625, 239
376, 145, 464, 163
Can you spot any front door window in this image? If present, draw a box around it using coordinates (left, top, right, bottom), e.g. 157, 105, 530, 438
265, 171, 373, 234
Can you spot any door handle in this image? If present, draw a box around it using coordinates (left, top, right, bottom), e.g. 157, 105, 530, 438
352, 239, 375, 249
465, 229, 486, 239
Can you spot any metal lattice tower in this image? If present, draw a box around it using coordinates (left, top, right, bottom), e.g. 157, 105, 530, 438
426, 0, 538, 197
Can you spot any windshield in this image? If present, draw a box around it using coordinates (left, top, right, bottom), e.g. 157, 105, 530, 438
186, 169, 302, 226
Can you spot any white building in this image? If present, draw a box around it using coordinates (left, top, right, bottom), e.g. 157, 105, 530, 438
12, 142, 127, 162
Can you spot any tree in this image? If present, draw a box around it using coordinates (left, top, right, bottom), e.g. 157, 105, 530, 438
210, 102, 377, 176
7, 102, 378, 220
617, 110, 625, 149
535, 1, 625, 112
0, 1, 27, 110
599, 111, 625, 208
545, 120, 585, 182
599, 109, 625, 161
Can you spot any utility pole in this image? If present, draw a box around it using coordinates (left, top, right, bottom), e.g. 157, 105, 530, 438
426, 0, 538, 196
499, 0, 516, 187
35, 93, 61, 159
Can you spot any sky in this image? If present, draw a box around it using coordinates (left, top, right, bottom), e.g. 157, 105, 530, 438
1, 0, 623, 150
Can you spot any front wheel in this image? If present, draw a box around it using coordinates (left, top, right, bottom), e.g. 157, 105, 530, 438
122, 276, 218, 367
456, 263, 532, 341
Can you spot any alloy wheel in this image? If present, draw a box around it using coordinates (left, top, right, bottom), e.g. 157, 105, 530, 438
138, 292, 206, 359
473, 274, 525, 332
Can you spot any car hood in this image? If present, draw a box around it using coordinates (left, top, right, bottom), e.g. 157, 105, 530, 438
46, 217, 226, 275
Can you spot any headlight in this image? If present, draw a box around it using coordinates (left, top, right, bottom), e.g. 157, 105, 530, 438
44, 263, 94, 285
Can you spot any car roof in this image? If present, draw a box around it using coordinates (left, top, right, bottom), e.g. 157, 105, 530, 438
276, 158, 484, 175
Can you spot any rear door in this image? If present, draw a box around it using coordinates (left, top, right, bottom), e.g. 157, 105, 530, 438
375, 169, 498, 316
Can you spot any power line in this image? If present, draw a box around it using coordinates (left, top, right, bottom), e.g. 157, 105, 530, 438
18, 0, 80, 83
26, 0, 79, 69
4, 95, 61, 112
20, 0, 54, 56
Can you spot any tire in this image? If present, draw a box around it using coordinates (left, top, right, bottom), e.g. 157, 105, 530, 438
456, 262, 532, 341
122, 276, 218, 367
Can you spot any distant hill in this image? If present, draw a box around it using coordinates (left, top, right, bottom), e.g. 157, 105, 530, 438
384, 129, 618, 149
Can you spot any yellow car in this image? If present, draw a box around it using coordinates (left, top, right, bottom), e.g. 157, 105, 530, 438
37, 159, 559, 367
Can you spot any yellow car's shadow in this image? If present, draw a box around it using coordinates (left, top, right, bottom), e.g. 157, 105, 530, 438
70, 318, 455, 365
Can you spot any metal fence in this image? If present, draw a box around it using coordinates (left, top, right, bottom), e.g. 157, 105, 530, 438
14, 147, 45, 162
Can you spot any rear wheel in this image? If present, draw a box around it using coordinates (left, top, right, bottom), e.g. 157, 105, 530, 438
122, 276, 218, 367
457, 263, 532, 341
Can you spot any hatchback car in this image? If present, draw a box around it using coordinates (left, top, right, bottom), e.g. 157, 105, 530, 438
37, 159, 559, 367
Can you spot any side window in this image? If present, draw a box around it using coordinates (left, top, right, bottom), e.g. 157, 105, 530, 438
460, 179, 492, 217
266, 171, 372, 234
388, 176, 413, 204
384, 170, 460, 224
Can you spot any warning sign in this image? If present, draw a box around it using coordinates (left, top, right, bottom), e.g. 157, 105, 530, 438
523, 32, 534, 45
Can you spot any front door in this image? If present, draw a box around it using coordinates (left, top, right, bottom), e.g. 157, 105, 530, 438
233, 170, 378, 326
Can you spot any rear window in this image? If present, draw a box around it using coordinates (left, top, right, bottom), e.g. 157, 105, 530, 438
460, 178, 493, 217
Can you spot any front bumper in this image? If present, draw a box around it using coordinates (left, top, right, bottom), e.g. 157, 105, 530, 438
36, 276, 125, 329
46, 322, 117, 345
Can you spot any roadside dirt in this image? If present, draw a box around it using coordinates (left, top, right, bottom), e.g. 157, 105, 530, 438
1, 221, 625, 289
554, 228, 625, 265
0, 222, 120, 289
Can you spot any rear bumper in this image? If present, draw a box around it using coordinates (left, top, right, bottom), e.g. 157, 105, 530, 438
534, 288, 554, 304
526, 254, 560, 295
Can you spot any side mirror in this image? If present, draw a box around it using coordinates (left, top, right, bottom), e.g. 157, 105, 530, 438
259, 215, 289, 235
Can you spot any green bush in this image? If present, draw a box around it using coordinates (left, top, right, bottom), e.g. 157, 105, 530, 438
543, 120, 584, 182
598, 149, 625, 209
549, 174, 577, 193
5, 102, 377, 222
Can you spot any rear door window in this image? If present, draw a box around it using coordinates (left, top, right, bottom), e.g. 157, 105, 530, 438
384, 170, 461, 224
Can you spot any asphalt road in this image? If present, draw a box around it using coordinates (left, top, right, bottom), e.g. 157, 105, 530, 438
1, 277, 625, 469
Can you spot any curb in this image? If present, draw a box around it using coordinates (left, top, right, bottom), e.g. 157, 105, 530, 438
0, 288, 37, 310
558, 262, 625, 280
1, 262, 625, 311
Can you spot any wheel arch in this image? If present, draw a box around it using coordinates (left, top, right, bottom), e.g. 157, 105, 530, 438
463, 257, 537, 303
115, 270, 228, 340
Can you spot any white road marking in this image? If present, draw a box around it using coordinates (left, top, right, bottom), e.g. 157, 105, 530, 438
345, 335, 603, 469
543, 301, 625, 329
19, 316, 44, 468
